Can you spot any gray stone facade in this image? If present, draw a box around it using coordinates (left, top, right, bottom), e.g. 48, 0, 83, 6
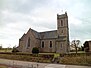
17, 12, 69, 54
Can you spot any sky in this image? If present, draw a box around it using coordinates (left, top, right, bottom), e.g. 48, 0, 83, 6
0, 0, 91, 48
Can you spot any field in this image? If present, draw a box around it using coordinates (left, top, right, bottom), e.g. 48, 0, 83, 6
0, 48, 12, 52
60, 54, 91, 66
0, 51, 91, 66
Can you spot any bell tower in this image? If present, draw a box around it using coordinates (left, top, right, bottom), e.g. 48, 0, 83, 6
56, 12, 69, 53
57, 12, 68, 37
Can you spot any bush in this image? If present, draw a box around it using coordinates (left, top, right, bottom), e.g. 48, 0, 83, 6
12, 47, 19, 53
32, 47, 39, 54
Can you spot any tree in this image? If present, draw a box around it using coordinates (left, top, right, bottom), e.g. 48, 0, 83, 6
32, 47, 39, 54
71, 40, 80, 54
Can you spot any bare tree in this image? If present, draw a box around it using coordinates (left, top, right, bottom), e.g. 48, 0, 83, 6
71, 40, 80, 54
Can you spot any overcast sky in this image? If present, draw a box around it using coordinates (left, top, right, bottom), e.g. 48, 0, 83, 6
0, 0, 91, 48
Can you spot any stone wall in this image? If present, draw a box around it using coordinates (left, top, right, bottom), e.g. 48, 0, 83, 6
40, 39, 56, 53
18, 29, 40, 53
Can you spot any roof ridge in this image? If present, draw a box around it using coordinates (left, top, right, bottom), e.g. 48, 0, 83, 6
39, 30, 57, 33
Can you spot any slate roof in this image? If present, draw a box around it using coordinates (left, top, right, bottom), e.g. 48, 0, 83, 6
19, 33, 26, 41
20, 28, 66, 40
31, 29, 57, 39
39, 30, 57, 39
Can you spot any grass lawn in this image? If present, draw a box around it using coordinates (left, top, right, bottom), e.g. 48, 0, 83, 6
0, 49, 12, 52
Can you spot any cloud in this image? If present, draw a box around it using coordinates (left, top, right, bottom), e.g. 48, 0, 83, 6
1, 0, 51, 14
0, 0, 91, 47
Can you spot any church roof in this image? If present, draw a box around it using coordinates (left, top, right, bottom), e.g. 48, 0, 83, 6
19, 33, 26, 41
31, 29, 57, 39
39, 30, 57, 39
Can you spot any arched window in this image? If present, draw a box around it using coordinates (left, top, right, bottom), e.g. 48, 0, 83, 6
42, 41, 44, 48
27, 37, 30, 48
61, 20, 63, 26
50, 41, 52, 48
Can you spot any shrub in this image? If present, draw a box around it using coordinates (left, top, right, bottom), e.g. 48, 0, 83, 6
12, 47, 19, 53
32, 47, 39, 54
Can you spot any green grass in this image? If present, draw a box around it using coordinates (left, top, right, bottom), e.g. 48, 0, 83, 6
0, 49, 12, 52
0, 53, 53, 63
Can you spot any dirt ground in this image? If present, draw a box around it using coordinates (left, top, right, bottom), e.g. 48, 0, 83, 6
0, 64, 20, 68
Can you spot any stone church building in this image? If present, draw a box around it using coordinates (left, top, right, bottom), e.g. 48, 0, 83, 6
17, 12, 69, 53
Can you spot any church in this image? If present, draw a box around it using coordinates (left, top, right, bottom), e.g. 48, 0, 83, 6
17, 12, 70, 53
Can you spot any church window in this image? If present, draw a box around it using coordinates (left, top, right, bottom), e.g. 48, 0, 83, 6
50, 41, 52, 48
27, 37, 30, 48
61, 20, 63, 26
42, 41, 44, 48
